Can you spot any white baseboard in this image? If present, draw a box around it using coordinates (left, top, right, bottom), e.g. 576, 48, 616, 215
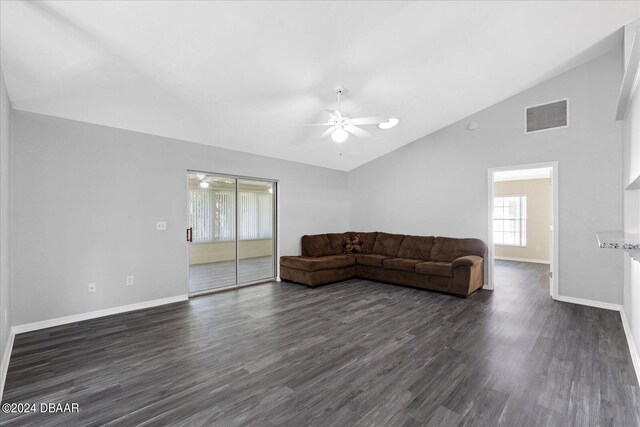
620, 307, 640, 385
556, 294, 622, 311
494, 256, 550, 264
11, 295, 188, 335
0, 331, 15, 403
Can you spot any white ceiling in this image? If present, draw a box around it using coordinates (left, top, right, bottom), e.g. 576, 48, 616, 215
494, 167, 551, 182
1, 1, 638, 171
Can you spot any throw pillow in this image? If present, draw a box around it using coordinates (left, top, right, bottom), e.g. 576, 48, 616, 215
351, 234, 364, 253
343, 234, 365, 254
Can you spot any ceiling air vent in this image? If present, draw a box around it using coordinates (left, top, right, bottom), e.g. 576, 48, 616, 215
525, 99, 568, 134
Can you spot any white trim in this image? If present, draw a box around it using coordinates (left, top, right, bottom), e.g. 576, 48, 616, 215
494, 256, 550, 264
620, 307, 640, 385
487, 161, 558, 299
556, 295, 621, 312
524, 98, 569, 134
11, 295, 188, 335
0, 331, 15, 403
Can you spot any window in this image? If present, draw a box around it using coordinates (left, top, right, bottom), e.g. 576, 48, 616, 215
493, 195, 527, 246
189, 187, 273, 243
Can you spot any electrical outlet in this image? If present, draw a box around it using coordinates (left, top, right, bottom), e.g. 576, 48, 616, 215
88, 283, 96, 293
156, 221, 167, 231
126, 275, 134, 286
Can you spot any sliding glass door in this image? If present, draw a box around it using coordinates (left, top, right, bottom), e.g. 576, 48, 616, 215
238, 179, 275, 283
187, 172, 276, 295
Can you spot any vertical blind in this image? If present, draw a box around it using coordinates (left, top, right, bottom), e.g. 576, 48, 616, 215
189, 187, 272, 242
493, 195, 527, 246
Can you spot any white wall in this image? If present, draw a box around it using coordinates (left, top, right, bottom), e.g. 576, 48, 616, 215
0, 68, 11, 364
621, 30, 640, 370
349, 48, 623, 304
10, 111, 348, 325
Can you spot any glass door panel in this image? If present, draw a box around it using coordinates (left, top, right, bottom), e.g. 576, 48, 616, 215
188, 173, 237, 293
237, 179, 275, 284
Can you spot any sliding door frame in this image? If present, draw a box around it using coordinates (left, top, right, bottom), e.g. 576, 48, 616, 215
187, 170, 278, 297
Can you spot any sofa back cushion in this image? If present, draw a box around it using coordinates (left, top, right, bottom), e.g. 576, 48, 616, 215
326, 233, 347, 255
372, 232, 406, 257
397, 235, 435, 260
301, 234, 333, 257
429, 237, 487, 262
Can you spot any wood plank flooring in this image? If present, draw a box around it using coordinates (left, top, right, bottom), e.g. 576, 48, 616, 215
189, 256, 274, 293
2, 261, 639, 426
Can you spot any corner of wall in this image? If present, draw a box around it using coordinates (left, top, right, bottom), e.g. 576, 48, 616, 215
0, 65, 13, 403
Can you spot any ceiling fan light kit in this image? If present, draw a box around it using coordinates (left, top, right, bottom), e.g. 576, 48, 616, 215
378, 117, 400, 129
331, 127, 349, 143
307, 85, 399, 143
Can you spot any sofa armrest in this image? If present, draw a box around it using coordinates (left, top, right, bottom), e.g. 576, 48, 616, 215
452, 255, 483, 268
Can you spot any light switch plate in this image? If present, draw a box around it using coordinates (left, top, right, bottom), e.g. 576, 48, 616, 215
156, 221, 167, 231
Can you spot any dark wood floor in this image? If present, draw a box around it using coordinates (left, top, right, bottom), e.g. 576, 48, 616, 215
189, 256, 274, 293
2, 261, 638, 426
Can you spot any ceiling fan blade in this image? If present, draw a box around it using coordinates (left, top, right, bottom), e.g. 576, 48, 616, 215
319, 126, 338, 139
301, 123, 333, 126
344, 125, 371, 138
351, 116, 388, 125
326, 109, 342, 119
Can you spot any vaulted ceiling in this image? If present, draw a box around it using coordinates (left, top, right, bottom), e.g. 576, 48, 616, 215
1, 1, 638, 171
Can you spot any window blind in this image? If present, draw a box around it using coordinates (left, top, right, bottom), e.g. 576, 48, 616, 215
189, 188, 272, 242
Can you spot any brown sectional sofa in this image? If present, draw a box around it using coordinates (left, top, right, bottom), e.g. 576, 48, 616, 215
280, 232, 487, 297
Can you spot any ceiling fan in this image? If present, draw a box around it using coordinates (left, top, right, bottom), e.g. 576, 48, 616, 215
306, 85, 399, 143
195, 173, 209, 188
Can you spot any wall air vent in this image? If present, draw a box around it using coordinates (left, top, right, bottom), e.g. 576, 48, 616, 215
525, 99, 568, 134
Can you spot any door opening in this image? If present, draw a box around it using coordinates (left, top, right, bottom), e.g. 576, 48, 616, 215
186, 171, 277, 296
487, 162, 558, 299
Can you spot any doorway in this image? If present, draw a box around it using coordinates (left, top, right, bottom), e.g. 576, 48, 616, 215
487, 162, 558, 299
187, 171, 277, 296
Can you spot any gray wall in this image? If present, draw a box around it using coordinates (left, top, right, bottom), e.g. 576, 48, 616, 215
348, 48, 623, 304
0, 69, 11, 360
10, 111, 348, 325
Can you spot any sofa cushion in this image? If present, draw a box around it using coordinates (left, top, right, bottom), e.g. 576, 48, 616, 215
429, 237, 487, 263
372, 232, 406, 257
280, 255, 355, 272
326, 233, 347, 255
416, 261, 453, 277
301, 234, 333, 257
397, 235, 435, 260
383, 258, 423, 272
355, 254, 394, 268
